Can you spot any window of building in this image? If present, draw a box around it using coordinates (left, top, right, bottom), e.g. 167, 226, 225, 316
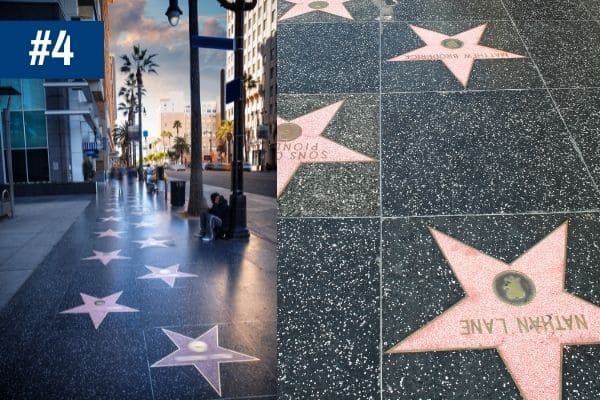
0, 79, 49, 182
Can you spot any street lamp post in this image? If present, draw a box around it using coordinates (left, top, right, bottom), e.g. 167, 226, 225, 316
0, 87, 21, 218
218, 0, 256, 239
166, 0, 255, 235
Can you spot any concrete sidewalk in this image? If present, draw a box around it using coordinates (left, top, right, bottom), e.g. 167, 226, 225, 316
0, 196, 92, 308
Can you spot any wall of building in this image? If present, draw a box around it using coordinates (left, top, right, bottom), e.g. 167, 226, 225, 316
225, 0, 277, 169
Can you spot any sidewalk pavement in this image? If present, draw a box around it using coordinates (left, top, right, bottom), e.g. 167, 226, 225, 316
0, 178, 276, 399
0, 183, 276, 311
0, 196, 92, 309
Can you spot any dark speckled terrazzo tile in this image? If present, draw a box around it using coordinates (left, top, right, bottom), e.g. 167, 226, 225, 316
382, 214, 600, 399
278, 22, 379, 94
278, 0, 380, 22
581, 0, 600, 19
503, 0, 592, 21
0, 327, 152, 400
381, 90, 600, 216
381, 21, 543, 92
278, 94, 380, 216
515, 20, 600, 88
551, 88, 600, 186
390, 0, 509, 21
278, 218, 380, 399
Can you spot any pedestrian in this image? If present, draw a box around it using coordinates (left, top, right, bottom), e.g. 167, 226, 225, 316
195, 192, 229, 241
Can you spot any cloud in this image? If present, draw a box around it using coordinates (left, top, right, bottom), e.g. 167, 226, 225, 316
109, 0, 189, 51
201, 16, 227, 36
108, 1, 227, 137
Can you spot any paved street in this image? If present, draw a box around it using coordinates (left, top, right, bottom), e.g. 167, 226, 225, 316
0, 178, 276, 399
167, 169, 276, 198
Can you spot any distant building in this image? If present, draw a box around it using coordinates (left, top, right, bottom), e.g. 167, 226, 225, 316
158, 98, 191, 163
201, 101, 218, 162
0, 0, 114, 189
225, 0, 276, 170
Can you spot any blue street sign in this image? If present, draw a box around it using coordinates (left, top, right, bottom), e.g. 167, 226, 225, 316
0, 21, 104, 79
191, 35, 235, 51
143, 130, 148, 138
226, 79, 242, 104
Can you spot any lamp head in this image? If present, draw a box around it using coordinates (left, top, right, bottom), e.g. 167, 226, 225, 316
165, 0, 183, 26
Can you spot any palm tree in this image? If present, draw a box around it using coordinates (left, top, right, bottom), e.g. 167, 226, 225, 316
172, 137, 190, 164
173, 120, 182, 140
161, 130, 173, 153
120, 44, 159, 169
216, 120, 233, 163
113, 122, 131, 167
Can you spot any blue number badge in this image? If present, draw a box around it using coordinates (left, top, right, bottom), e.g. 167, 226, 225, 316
0, 21, 104, 79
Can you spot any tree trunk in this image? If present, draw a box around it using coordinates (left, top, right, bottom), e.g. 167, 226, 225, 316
186, 0, 208, 215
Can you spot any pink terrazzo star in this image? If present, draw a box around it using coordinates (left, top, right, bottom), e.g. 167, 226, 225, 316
387, 24, 525, 87
82, 250, 130, 266
60, 291, 138, 329
280, 0, 352, 21
137, 264, 198, 288
388, 223, 600, 400
152, 326, 258, 396
277, 100, 375, 197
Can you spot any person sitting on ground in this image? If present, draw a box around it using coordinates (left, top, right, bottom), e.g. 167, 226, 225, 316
196, 192, 229, 241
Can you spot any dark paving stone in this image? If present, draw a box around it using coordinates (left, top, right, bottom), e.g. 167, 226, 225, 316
0, 180, 275, 399
382, 214, 600, 399
381, 21, 543, 92
278, 0, 380, 23
278, 22, 380, 94
381, 90, 600, 216
145, 321, 276, 400
0, 327, 153, 400
391, 0, 509, 21
278, 218, 380, 399
515, 20, 600, 88
582, 0, 600, 19
551, 88, 600, 185
278, 94, 380, 217
503, 0, 592, 21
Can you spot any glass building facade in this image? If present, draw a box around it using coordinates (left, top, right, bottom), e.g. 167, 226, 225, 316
0, 79, 50, 183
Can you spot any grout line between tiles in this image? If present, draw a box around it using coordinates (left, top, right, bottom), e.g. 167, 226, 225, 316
499, 0, 600, 198
378, 3, 384, 399
279, 85, 600, 98
279, 209, 600, 220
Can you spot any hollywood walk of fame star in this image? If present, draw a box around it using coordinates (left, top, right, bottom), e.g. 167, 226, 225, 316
387, 24, 525, 87
132, 221, 157, 228
94, 229, 125, 238
82, 250, 130, 266
280, 0, 352, 21
130, 211, 144, 216
152, 326, 258, 396
387, 223, 600, 400
100, 216, 122, 222
104, 208, 120, 212
137, 264, 198, 288
277, 100, 375, 197
60, 291, 138, 329
133, 237, 171, 248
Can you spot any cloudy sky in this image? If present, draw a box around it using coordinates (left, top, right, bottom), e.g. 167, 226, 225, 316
108, 0, 227, 140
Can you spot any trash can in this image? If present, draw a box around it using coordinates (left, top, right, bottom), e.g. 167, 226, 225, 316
170, 180, 186, 207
